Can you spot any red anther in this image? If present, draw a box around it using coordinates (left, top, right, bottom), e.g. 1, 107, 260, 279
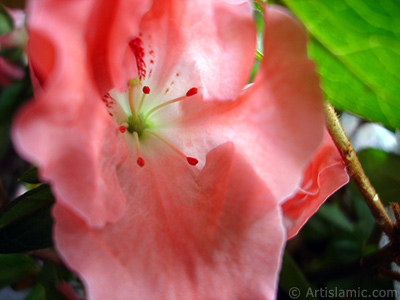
143, 86, 150, 94
119, 126, 127, 133
186, 87, 198, 97
186, 157, 198, 166
137, 157, 145, 167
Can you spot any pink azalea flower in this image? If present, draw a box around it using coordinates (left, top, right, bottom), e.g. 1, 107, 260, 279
12, 0, 348, 299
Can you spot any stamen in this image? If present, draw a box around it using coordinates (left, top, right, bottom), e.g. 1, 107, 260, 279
186, 87, 198, 97
145, 87, 198, 119
133, 131, 145, 167
144, 130, 198, 166
143, 86, 150, 94
137, 157, 145, 167
186, 157, 199, 166
119, 122, 129, 133
137, 86, 150, 113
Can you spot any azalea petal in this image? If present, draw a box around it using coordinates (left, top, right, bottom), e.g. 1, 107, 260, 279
27, 30, 55, 90
86, 0, 152, 94
13, 84, 128, 227
109, 0, 255, 101
174, 6, 324, 202
25, 0, 93, 88
184, 0, 256, 100
53, 143, 285, 300
240, 7, 324, 201
282, 131, 349, 239
13, 0, 129, 227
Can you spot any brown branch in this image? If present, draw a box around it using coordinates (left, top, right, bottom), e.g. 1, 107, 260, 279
324, 102, 395, 238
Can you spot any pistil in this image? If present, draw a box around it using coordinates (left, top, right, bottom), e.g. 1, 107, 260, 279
128, 84, 138, 122
133, 131, 145, 167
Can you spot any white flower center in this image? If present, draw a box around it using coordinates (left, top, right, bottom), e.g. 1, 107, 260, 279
103, 79, 199, 167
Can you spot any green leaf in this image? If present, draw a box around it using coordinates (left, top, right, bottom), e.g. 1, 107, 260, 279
284, 0, 400, 129
0, 253, 39, 287
317, 204, 354, 233
279, 253, 317, 300
0, 185, 54, 253
19, 168, 40, 185
0, 5, 13, 35
357, 148, 400, 206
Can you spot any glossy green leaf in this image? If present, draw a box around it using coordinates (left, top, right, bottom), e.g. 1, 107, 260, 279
0, 253, 39, 287
357, 148, 400, 206
0, 185, 54, 253
284, 0, 400, 129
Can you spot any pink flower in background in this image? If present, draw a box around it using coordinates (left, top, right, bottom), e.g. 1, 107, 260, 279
0, 56, 24, 86
0, 7, 27, 86
12, 0, 348, 299
0, 7, 27, 49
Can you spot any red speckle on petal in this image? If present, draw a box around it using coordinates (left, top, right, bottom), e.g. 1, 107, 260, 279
186, 157, 198, 166
137, 157, 145, 167
150, 60, 154, 64
119, 126, 126, 133
176, 73, 180, 77
109, 113, 113, 116
149, 50, 154, 55
143, 86, 150, 94
186, 88, 198, 97
129, 38, 146, 80
165, 88, 169, 94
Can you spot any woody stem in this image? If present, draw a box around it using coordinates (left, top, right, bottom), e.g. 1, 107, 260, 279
324, 102, 395, 237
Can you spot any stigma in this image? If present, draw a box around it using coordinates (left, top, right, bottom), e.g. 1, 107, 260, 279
103, 79, 200, 167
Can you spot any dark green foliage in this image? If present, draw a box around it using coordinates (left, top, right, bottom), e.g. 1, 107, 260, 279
0, 185, 54, 253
